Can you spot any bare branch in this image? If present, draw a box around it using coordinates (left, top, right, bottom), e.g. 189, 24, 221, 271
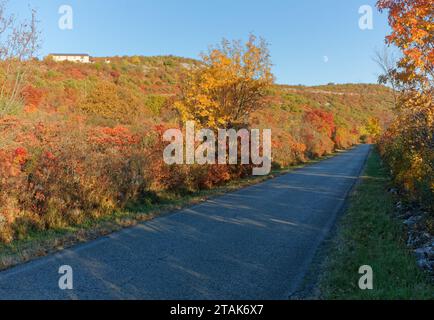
0, 1, 40, 115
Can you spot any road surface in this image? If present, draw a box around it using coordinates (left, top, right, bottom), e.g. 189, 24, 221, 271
0, 145, 371, 300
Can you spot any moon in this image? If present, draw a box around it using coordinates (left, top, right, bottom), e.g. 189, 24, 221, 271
323, 56, 329, 63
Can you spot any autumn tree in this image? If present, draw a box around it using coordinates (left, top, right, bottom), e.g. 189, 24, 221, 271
0, 1, 40, 115
175, 35, 274, 129
378, 0, 433, 92
374, 47, 400, 108
377, 0, 433, 212
361, 117, 382, 143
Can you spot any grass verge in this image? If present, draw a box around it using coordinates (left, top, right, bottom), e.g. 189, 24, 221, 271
320, 149, 433, 300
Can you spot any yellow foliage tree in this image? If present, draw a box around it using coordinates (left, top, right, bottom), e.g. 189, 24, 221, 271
175, 35, 274, 129
362, 117, 382, 142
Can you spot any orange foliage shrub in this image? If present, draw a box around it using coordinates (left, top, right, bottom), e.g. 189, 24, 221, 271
0, 119, 154, 242
21, 85, 45, 112
302, 109, 336, 157
0, 118, 252, 242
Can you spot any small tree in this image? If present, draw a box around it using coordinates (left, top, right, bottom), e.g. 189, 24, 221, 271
374, 47, 400, 108
363, 117, 382, 142
0, 1, 40, 116
175, 35, 274, 129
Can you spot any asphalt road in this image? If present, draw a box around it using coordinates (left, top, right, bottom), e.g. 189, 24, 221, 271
0, 145, 371, 300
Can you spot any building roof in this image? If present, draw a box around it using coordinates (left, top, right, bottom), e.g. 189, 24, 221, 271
49, 53, 90, 57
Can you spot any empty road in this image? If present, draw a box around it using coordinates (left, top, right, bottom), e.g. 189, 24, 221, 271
0, 145, 371, 300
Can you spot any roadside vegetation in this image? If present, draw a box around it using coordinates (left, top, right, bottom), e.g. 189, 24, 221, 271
320, 149, 433, 300
376, 0, 433, 216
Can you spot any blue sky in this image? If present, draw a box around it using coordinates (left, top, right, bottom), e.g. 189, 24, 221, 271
9, 0, 391, 85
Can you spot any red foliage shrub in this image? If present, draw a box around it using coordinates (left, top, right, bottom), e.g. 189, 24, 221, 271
304, 109, 336, 138
301, 109, 337, 157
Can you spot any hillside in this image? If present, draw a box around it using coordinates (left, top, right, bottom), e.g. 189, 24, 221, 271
25, 56, 394, 159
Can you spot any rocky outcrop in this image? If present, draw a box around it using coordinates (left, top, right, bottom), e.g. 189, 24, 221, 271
392, 192, 434, 277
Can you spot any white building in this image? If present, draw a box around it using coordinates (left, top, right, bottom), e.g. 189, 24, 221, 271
49, 53, 91, 63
